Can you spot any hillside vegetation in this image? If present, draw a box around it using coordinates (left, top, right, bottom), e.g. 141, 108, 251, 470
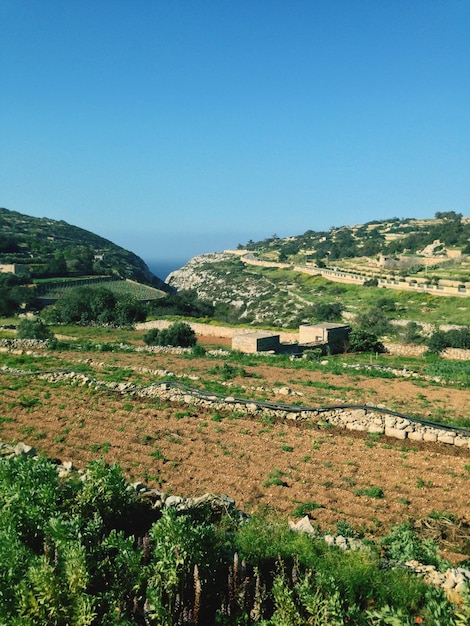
167, 215, 470, 330
242, 212, 470, 265
0, 207, 169, 289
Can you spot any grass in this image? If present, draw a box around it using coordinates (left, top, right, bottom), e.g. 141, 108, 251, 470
355, 486, 385, 499
416, 477, 433, 489
90, 441, 111, 453
18, 394, 41, 409
149, 447, 167, 461
0, 415, 14, 430
291, 501, 323, 518
263, 468, 290, 487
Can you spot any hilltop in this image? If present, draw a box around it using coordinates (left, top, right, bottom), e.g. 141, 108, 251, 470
0, 207, 170, 290
241, 212, 470, 263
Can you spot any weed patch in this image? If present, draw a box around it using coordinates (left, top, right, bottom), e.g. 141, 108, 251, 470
355, 486, 385, 499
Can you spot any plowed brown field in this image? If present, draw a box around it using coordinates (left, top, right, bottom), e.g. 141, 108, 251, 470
1, 332, 469, 562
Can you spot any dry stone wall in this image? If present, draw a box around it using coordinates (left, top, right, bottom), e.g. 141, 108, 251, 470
3, 363, 467, 449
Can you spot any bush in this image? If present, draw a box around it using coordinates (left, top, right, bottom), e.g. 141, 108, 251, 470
426, 327, 470, 354
355, 307, 392, 336
148, 290, 214, 318
0, 456, 465, 624
16, 317, 54, 342
348, 328, 385, 353
381, 522, 447, 570
0, 273, 36, 316
312, 302, 344, 322
400, 321, 425, 345
143, 321, 197, 348
44, 286, 146, 327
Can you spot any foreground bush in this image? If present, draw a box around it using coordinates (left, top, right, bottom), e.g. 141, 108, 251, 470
0, 454, 468, 625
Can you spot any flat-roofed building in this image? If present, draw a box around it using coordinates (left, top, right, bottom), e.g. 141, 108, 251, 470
0, 263, 28, 275
299, 323, 351, 353
232, 331, 280, 354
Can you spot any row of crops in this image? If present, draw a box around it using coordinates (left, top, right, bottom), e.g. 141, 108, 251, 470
37, 278, 164, 302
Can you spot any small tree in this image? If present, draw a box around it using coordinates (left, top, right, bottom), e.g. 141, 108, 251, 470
16, 318, 54, 342
400, 321, 424, 345
426, 331, 448, 354
144, 322, 196, 348
312, 302, 343, 322
348, 328, 384, 353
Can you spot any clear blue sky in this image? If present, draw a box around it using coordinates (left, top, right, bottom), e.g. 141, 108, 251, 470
1, 1, 469, 269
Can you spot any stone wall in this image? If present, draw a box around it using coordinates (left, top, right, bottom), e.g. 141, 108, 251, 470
236, 253, 470, 298
7, 365, 466, 449
383, 342, 470, 361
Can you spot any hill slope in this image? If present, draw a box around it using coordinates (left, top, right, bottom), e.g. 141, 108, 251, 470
167, 215, 470, 328
242, 213, 470, 263
0, 207, 170, 291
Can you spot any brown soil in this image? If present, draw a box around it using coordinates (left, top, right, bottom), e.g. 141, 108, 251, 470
1, 334, 469, 562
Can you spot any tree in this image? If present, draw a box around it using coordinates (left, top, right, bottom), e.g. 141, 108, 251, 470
143, 322, 196, 348
0, 274, 36, 316
400, 321, 424, 345
312, 302, 343, 322
355, 307, 392, 336
44, 286, 146, 327
16, 318, 54, 342
426, 331, 448, 354
426, 327, 470, 353
348, 328, 384, 353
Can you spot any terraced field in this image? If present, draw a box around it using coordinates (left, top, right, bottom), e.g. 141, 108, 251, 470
1, 327, 469, 564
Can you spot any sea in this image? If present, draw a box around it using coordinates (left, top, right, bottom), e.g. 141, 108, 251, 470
146, 259, 189, 283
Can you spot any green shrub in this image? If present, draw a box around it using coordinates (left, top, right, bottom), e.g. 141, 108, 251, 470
143, 321, 197, 348
381, 522, 448, 570
427, 327, 470, 353
16, 317, 54, 341
348, 328, 385, 353
75, 459, 139, 531
355, 485, 384, 499
292, 501, 323, 518
0, 455, 61, 551
44, 286, 146, 327
0, 454, 465, 624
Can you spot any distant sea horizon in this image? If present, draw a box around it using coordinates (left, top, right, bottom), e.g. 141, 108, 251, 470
146, 259, 189, 282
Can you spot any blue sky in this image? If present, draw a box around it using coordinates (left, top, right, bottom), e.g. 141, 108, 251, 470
1, 1, 469, 270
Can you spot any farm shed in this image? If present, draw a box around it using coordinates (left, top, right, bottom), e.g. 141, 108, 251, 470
232, 332, 281, 354
0, 263, 28, 275
299, 323, 351, 353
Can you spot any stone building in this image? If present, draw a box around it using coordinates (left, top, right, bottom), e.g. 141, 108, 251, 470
232, 332, 281, 354
299, 323, 351, 354
0, 263, 29, 275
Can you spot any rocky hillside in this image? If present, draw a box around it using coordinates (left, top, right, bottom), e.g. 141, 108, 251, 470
0, 207, 170, 290
167, 252, 318, 327
167, 215, 470, 329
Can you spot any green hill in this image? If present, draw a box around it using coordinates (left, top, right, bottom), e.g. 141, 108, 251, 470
167, 215, 470, 329
242, 212, 470, 263
0, 207, 171, 292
